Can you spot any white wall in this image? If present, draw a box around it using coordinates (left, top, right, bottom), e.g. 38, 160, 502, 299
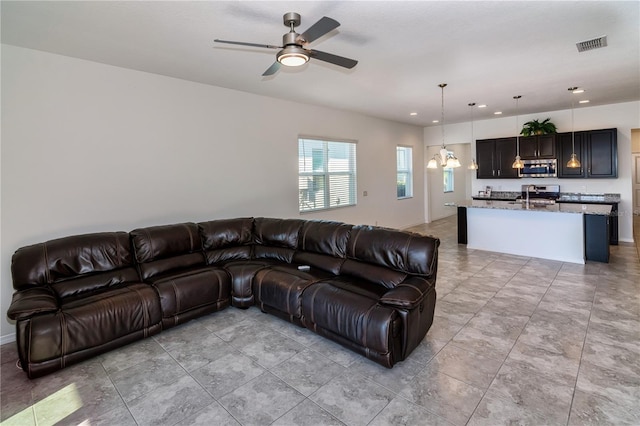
425, 101, 640, 243
0, 45, 425, 341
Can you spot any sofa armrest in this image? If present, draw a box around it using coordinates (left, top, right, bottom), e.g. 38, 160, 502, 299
7, 287, 59, 321
379, 276, 435, 310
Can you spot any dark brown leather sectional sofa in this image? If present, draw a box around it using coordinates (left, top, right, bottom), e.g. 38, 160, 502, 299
7, 217, 440, 378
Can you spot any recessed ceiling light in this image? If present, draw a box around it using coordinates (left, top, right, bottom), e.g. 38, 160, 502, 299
494, 111, 502, 115
410, 112, 418, 116
572, 88, 585, 94
432, 120, 439, 123
478, 104, 487, 108
579, 100, 590, 104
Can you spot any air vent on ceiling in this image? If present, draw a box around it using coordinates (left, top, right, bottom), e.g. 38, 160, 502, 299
576, 35, 608, 52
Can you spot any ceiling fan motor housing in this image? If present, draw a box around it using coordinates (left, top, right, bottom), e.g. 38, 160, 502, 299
283, 12, 301, 28
283, 32, 301, 46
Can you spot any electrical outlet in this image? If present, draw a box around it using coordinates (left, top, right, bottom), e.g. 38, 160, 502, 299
580, 185, 587, 193
363, 190, 368, 196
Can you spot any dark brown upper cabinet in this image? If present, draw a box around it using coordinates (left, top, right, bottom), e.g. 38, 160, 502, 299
475, 137, 519, 179
557, 128, 617, 178
519, 134, 556, 159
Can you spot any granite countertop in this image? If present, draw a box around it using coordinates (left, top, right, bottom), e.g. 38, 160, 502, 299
463, 199, 613, 215
472, 192, 621, 204
557, 193, 621, 203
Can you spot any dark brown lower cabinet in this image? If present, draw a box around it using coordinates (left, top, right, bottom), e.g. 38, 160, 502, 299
584, 214, 610, 263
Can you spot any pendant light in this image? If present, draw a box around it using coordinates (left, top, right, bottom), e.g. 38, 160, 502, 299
428, 83, 461, 169
567, 87, 581, 168
511, 95, 524, 169
468, 102, 479, 170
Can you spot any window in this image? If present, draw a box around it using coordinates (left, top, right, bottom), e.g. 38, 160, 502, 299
443, 161, 454, 193
396, 146, 413, 198
298, 137, 357, 212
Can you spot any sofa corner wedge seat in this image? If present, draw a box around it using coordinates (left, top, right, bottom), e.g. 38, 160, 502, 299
7, 218, 440, 378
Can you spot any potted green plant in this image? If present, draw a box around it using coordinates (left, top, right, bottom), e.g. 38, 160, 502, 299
520, 118, 557, 136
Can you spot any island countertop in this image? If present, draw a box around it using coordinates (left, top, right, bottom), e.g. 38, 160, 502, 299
462, 200, 613, 215
472, 192, 621, 204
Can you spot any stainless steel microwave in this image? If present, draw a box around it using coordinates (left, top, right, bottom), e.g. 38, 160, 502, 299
518, 159, 557, 178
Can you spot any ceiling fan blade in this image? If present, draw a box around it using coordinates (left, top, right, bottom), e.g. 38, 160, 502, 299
262, 62, 281, 76
299, 16, 340, 44
214, 39, 280, 49
309, 50, 358, 69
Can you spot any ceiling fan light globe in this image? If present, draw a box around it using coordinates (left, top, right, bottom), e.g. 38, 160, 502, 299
278, 53, 308, 66
277, 46, 309, 67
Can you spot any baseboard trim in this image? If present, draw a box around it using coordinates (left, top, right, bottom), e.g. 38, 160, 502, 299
1, 333, 16, 345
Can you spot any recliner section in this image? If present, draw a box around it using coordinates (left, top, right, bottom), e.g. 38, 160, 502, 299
130, 222, 231, 329
7, 218, 440, 378
8, 232, 163, 378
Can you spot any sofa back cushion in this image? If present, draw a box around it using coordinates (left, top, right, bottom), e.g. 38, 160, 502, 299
253, 218, 304, 262
131, 223, 204, 280
11, 232, 139, 298
198, 218, 253, 264
293, 220, 351, 274
341, 225, 440, 288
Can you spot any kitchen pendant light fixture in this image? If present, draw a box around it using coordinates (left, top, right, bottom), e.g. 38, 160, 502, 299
511, 95, 524, 169
427, 83, 461, 169
468, 102, 479, 170
567, 87, 582, 169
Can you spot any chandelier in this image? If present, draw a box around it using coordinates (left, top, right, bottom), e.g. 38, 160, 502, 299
427, 83, 461, 169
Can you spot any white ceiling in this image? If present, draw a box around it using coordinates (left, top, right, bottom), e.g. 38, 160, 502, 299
2, 1, 639, 126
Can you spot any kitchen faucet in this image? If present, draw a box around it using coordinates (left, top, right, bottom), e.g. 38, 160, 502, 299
525, 185, 537, 204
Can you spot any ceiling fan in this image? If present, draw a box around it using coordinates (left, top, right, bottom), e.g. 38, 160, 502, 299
214, 12, 358, 76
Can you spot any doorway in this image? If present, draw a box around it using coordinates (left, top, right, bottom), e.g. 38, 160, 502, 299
426, 143, 472, 221
632, 129, 639, 252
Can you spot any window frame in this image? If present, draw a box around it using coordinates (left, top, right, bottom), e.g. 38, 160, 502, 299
396, 145, 414, 199
298, 136, 357, 213
443, 157, 455, 193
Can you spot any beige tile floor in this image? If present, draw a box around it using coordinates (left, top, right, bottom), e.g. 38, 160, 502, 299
1, 215, 638, 426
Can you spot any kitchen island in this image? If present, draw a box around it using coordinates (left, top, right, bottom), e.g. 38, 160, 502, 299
458, 200, 612, 264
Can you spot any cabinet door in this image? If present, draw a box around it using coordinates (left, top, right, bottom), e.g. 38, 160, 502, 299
476, 139, 496, 179
557, 132, 585, 178
537, 134, 556, 158
586, 129, 617, 178
518, 136, 538, 159
495, 137, 519, 178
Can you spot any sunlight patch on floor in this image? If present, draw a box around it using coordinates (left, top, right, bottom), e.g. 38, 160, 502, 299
32, 382, 83, 426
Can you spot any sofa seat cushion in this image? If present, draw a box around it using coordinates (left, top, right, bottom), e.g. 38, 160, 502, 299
253, 265, 333, 319
34, 283, 163, 360
148, 267, 230, 325
301, 281, 398, 355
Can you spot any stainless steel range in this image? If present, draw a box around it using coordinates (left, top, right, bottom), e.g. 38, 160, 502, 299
521, 184, 560, 205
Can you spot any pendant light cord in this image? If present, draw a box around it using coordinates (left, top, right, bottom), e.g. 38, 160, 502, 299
440, 83, 446, 150
514, 95, 521, 156
571, 95, 576, 152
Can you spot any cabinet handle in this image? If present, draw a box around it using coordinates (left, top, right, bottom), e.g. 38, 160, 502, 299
497, 169, 501, 176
